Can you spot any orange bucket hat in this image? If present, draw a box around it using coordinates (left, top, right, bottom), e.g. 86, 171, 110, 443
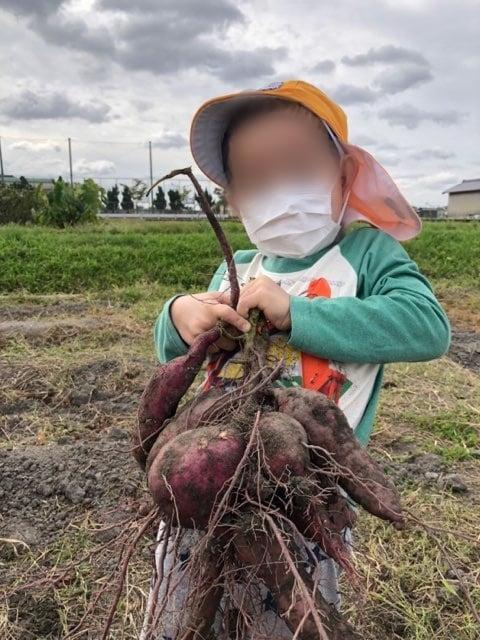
190, 79, 421, 241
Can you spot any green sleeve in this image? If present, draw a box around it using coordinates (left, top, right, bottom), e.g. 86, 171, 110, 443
154, 294, 190, 363
154, 250, 257, 363
287, 228, 451, 364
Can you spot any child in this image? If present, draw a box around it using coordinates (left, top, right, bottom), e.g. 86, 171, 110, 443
141, 80, 451, 639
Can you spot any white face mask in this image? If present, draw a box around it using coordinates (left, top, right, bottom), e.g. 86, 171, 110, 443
238, 178, 350, 259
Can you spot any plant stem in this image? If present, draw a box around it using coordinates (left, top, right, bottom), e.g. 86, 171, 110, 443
147, 167, 240, 309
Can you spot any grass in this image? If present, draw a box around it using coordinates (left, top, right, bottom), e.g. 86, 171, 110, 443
413, 410, 479, 460
0, 219, 479, 295
405, 221, 480, 285
0, 220, 252, 294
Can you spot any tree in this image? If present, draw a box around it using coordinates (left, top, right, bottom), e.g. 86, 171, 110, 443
213, 187, 229, 215
105, 185, 120, 212
13, 176, 30, 190
194, 187, 214, 209
121, 185, 134, 212
168, 188, 183, 211
0, 181, 47, 224
37, 177, 101, 227
153, 186, 166, 211
130, 179, 147, 201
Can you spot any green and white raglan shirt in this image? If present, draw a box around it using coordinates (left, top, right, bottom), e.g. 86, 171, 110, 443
154, 225, 451, 447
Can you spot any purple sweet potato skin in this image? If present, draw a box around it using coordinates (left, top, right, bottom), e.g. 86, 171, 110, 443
258, 411, 309, 479
145, 388, 224, 474
275, 387, 404, 526
147, 424, 245, 528
133, 327, 221, 469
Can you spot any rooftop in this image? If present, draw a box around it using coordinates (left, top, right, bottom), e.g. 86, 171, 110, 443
443, 179, 480, 194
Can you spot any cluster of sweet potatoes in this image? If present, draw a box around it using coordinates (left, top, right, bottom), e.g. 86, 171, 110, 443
132, 322, 404, 640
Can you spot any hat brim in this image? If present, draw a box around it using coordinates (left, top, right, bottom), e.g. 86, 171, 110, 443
190, 91, 301, 188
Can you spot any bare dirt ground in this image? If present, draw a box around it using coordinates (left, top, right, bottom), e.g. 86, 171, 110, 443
0, 293, 479, 639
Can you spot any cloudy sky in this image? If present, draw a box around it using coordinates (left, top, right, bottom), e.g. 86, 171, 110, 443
0, 0, 478, 205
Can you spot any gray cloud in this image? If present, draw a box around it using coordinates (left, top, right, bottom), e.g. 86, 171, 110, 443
342, 45, 429, 68
376, 141, 400, 151
0, 0, 281, 83
0, 0, 115, 55
410, 148, 455, 161
373, 65, 434, 94
114, 14, 286, 80
151, 132, 188, 149
74, 159, 116, 176
331, 84, 379, 105
0, 0, 63, 16
311, 59, 336, 73
9, 139, 62, 153
378, 104, 464, 129
99, 0, 244, 30
0, 89, 112, 122
350, 133, 376, 147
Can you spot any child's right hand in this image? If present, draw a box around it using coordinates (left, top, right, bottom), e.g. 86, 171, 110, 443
170, 292, 251, 350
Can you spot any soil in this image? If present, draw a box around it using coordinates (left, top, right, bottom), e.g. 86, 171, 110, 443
0, 435, 143, 549
448, 328, 480, 374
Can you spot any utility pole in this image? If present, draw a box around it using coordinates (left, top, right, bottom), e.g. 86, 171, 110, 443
148, 140, 154, 210
68, 137, 73, 187
0, 136, 4, 184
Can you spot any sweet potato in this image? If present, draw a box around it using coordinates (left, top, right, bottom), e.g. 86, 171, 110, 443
275, 387, 404, 526
258, 411, 309, 479
233, 526, 361, 640
145, 388, 224, 474
133, 327, 221, 469
147, 424, 245, 528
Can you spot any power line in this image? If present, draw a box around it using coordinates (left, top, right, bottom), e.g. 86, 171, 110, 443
0, 134, 181, 147
0, 134, 217, 187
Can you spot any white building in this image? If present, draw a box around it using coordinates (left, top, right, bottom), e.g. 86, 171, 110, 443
443, 179, 480, 219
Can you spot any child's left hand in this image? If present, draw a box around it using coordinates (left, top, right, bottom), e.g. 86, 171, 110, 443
221, 275, 291, 331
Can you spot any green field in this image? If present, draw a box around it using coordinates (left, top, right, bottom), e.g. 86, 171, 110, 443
1, 220, 479, 295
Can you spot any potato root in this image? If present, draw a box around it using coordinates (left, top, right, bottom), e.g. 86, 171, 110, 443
178, 542, 224, 640
234, 525, 362, 640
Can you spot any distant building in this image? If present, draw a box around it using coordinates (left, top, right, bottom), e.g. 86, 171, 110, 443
443, 179, 480, 219
1, 175, 55, 190
415, 206, 447, 219
0, 174, 16, 183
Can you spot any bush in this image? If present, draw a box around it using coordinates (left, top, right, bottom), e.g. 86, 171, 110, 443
0, 178, 48, 224
36, 177, 103, 228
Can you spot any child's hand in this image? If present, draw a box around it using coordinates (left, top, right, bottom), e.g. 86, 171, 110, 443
223, 276, 291, 331
170, 292, 251, 349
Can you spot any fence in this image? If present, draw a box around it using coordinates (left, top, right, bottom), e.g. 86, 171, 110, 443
0, 134, 221, 211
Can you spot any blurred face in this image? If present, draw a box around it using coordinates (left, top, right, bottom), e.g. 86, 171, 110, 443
225, 106, 355, 222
